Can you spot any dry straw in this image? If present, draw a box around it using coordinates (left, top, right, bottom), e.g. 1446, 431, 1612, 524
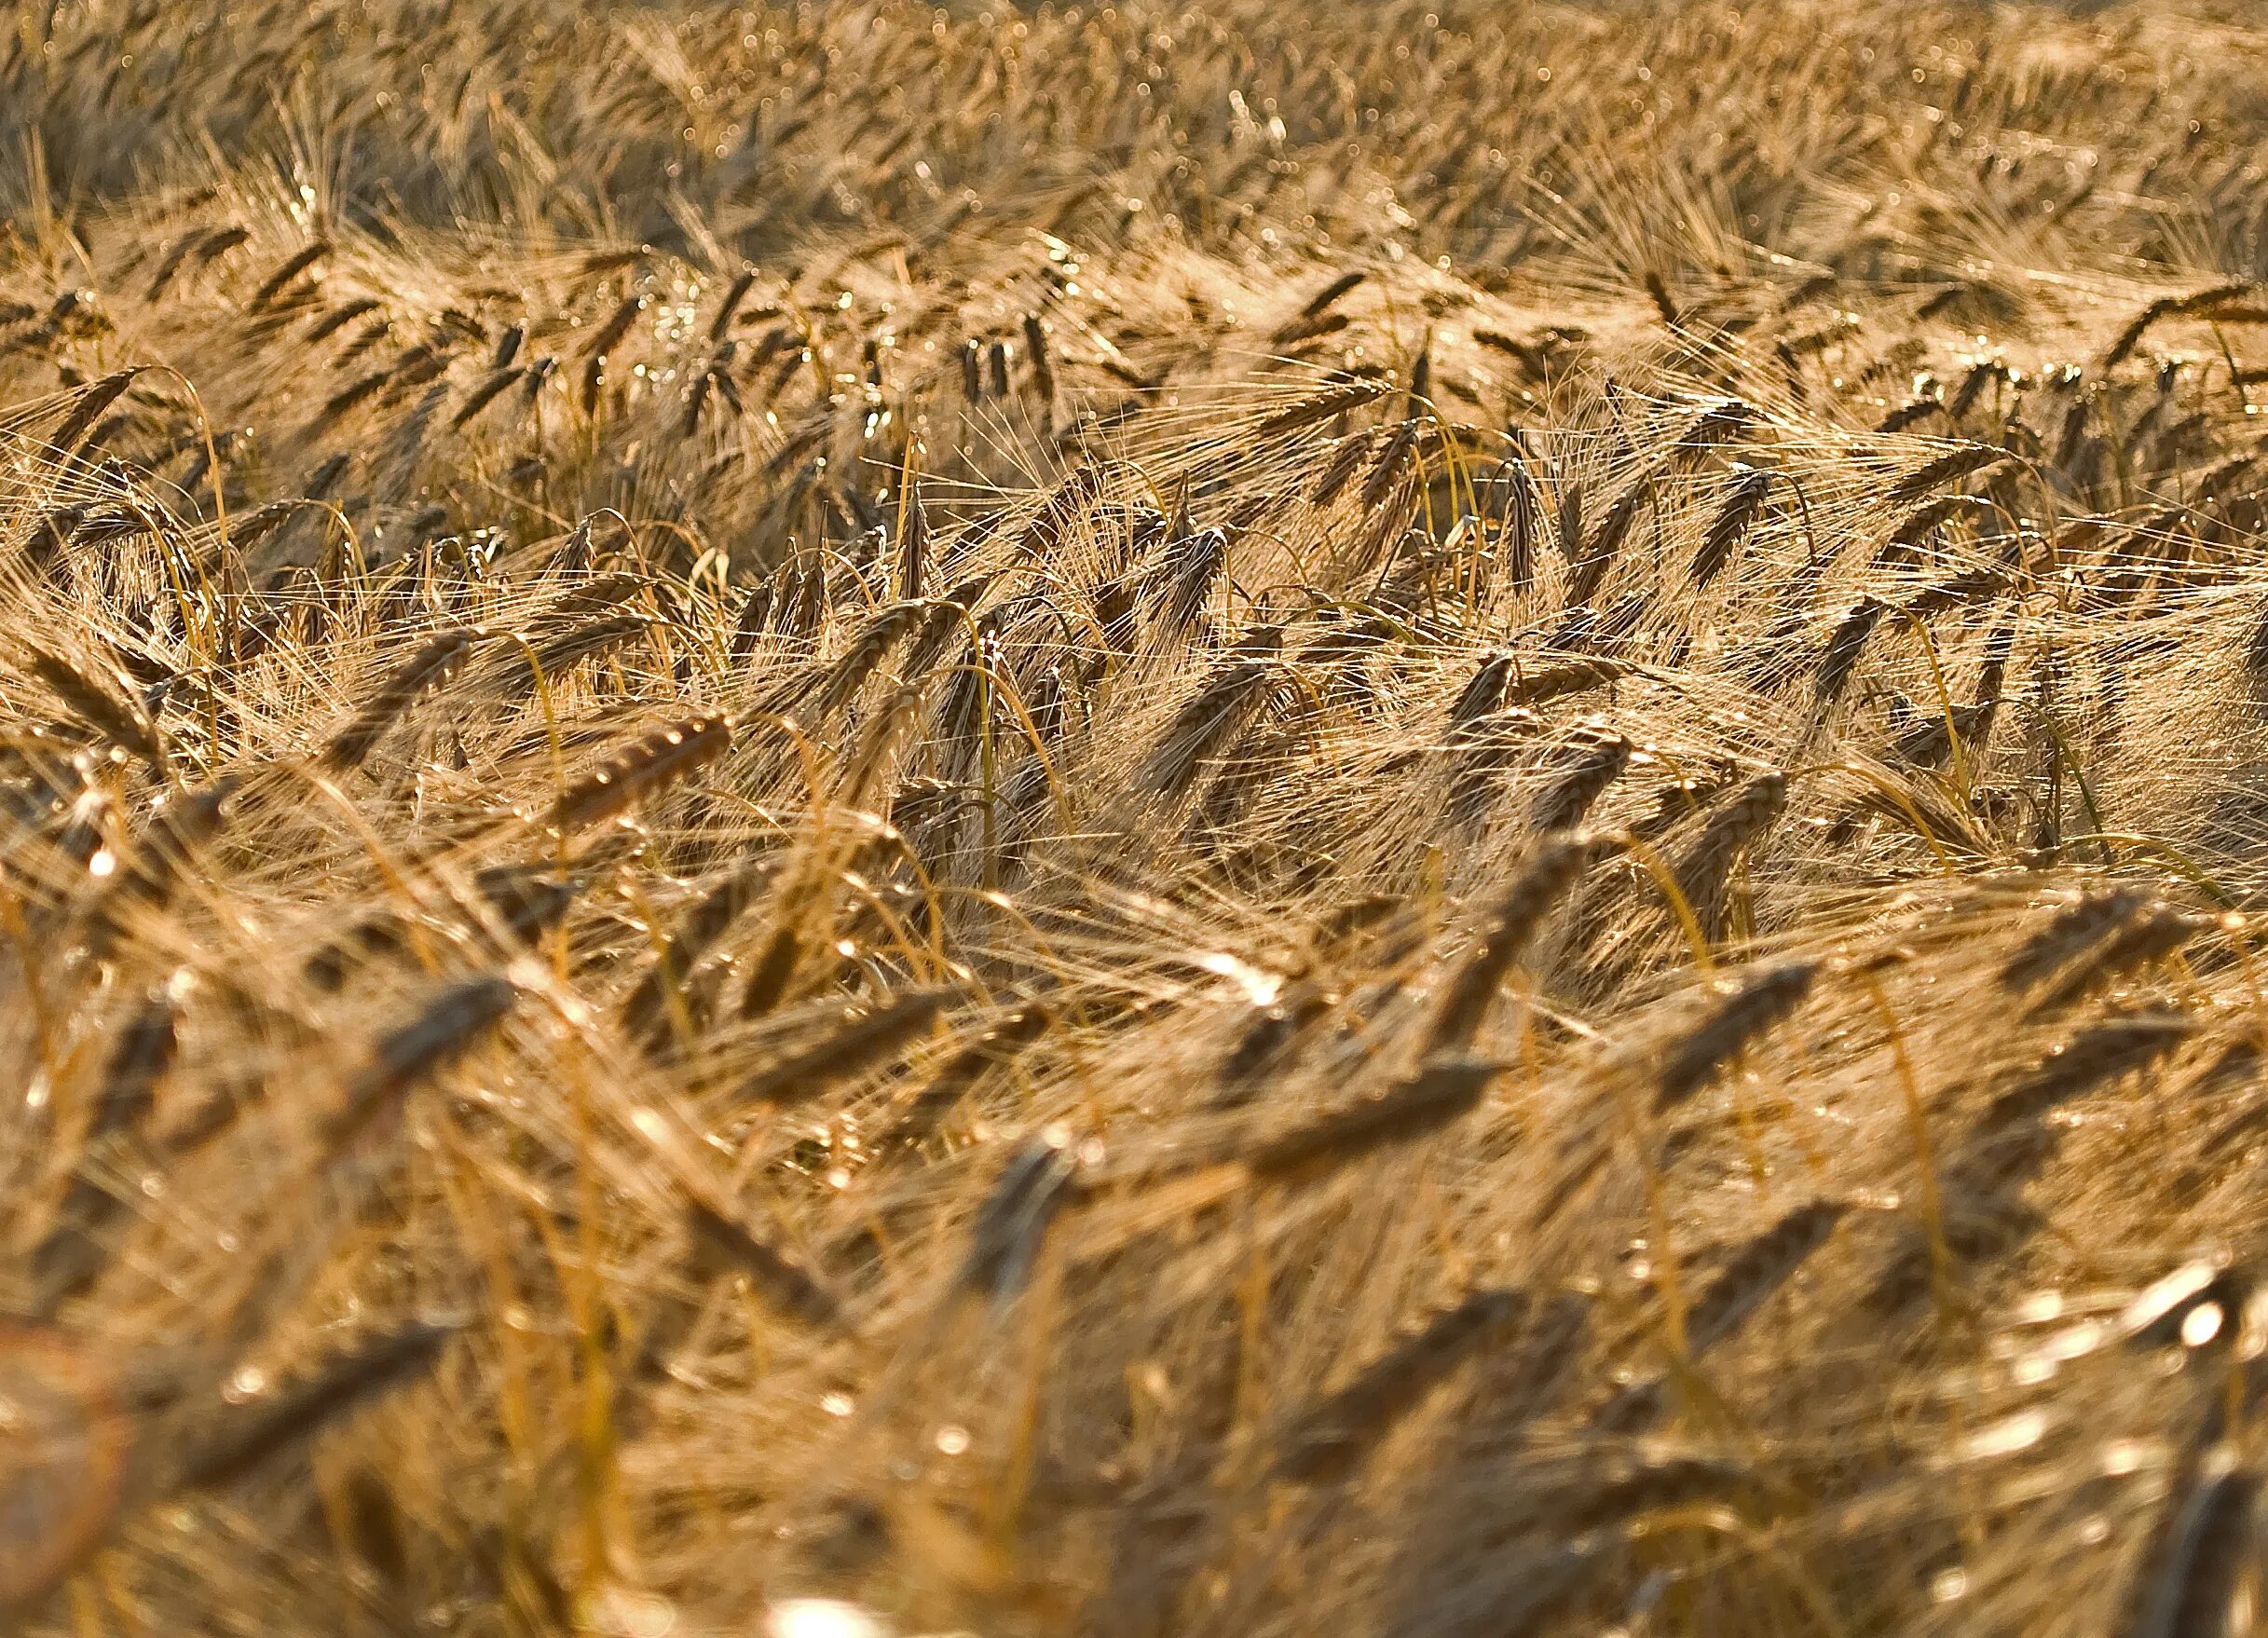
7, 5, 2268, 1635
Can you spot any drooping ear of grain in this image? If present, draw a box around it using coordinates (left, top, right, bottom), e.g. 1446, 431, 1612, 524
174, 1321, 460, 1492
684, 1200, 843, 1327
1133, 629, 1282, 796
1022, 312, 1056, 410
1527, 725, 1632, 832
1570, 483, 1643, 605
29, 648, 162, 770
620, 859, 777, 1052
1887, 443, 2010, 505
1428, 834, 1603, 1051
546, 715, 732, 831
2120, 1452, 2258, 1638
956, 1134, 1086, 1307
1655, 960, 1817, 1112
1690, 468, 1771, 588
328, 976, 517, 1151
1502, 657, 1629, 709
881, 1002, 1052, 1147
1363, 416, 1421, 512
709, 268, 757, 342
1976, 1007, 2193, 1132
320, 628, 478, 771
1256, 378, 1387, 439
1152, 526, 1230, 646
85, 778, 241, 959
49, 370, 142, 456
31, 987, 183, 1309
1813, 597, 1886, 703
1536, 1445, 1768, 1536
1672, 770, 1786, 937
2000, 890, 2157, 992
2022, 909, 2201, 1018
734, 990, 951, 1106
1214, 984, 1336, 1106
245, 240, 330, 311
1680, 1198, 1845, 1353
1247, 1058, 1502, 1184
1273, 1288, 1528, 1482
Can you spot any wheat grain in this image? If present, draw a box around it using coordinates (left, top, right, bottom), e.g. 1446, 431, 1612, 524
1246, 1058, 1502, 1184
328, 976, 517, 1150
2, 10, 2264, 1633
320, 628, 478, 771
881, 1002, 1052, 1146
1655, 960, 1817, 1112
684, 1198, 843, 1327
175, 1320, 460, 1491
1273, 1288, 1528, 1482
2120, 1450, 2258, 1638
1429, 834, 1604, 1051
545, 714, 732, 831
735, 990, 951, 1106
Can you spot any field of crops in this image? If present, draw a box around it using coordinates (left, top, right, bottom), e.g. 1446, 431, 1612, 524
8, 2, 2268, 1633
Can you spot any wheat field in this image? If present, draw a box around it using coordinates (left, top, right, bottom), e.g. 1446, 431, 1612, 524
10, 1, 2268, 1633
